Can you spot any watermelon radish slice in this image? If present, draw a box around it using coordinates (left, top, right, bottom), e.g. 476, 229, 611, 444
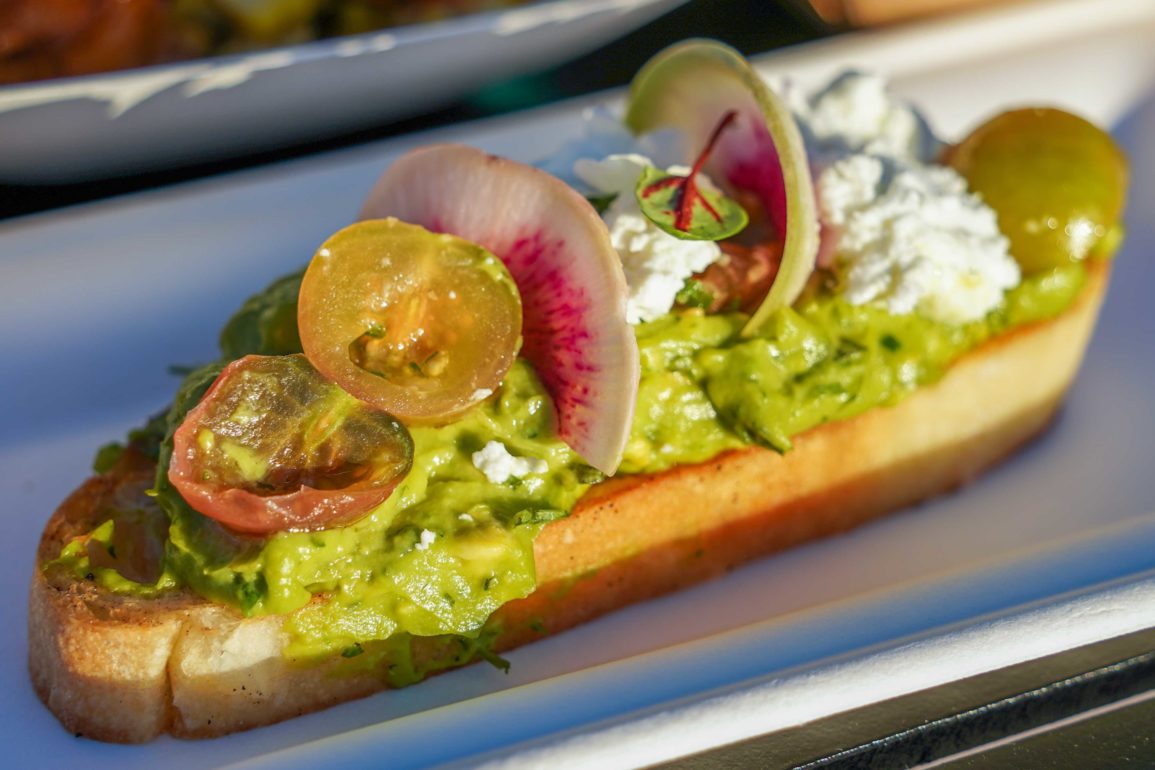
359, 144, 640, 476
625, 40, 819, 335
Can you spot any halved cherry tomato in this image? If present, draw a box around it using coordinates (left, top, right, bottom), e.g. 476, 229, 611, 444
946, 108, 1128, 273
298, 218, 523, 423
168, 354, 413, 535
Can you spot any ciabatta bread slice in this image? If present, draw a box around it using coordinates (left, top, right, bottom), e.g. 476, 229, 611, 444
29, 263, 1109, 742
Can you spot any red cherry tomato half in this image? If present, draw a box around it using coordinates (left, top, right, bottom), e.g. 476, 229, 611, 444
298, 218, 523, 423
168, 354, 413, 535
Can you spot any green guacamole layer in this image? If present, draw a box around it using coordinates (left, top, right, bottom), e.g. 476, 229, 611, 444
55, 262, 1087, 661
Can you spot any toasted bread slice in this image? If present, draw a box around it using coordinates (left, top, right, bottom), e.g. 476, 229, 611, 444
29, 263, 1109, 742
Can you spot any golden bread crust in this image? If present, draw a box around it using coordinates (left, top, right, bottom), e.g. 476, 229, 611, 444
29, 263, 1109, 741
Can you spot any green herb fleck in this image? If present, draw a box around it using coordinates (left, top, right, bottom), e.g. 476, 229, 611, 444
93, 442, 125, 474
587, 193, 617, 214
511, 508, 567, 527
476, 646, 511, 674
575, 465, 606, 485
676, 279, 715, 310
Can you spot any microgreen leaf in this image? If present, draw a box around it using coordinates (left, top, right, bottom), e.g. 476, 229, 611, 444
634, 110, 748, 241
636, 166, 748, 241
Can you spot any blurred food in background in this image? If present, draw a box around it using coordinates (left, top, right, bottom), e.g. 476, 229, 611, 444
802, 0, 1006, 26
0, 0, 528, 85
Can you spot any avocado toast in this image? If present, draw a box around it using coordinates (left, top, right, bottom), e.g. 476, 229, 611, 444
27, 41, 1126, 742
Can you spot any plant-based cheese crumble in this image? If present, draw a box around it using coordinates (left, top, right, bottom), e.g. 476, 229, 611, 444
575, 153, 722, 324
471, 440, 549, 484
539, 105, 686, 192
817, 154, 1020, 323
415, 529, 437, 551
786, 70, 940, 164
789, 72, 1022, 324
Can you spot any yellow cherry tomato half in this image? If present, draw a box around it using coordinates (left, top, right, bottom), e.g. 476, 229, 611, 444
947, 107, 1128, 274
168, 354, 413, 535
298, 218, 523, 422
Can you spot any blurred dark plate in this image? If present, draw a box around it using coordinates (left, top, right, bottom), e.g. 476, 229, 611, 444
0, 0, 686, 184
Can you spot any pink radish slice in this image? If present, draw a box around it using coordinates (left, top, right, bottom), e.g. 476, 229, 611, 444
625, 40, 819, 335
359, 144, 639, 476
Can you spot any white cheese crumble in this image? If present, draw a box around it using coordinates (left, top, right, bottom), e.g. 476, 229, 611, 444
471, 441, 548, 485
817, 154, 1020, 324
788, 71, 940, 164
574, 153, 722, 324
415, 528, 436, 551
540, 106, 686, 193
785, 71, 1020, 324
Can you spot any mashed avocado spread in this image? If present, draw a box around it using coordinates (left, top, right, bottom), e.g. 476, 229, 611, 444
55, 262, 1087, 664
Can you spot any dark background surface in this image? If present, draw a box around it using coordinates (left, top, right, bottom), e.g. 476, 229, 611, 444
658, 627, 1155, 768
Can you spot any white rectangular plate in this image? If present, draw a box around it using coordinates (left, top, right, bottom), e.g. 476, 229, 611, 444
2, 1, 1154, 767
